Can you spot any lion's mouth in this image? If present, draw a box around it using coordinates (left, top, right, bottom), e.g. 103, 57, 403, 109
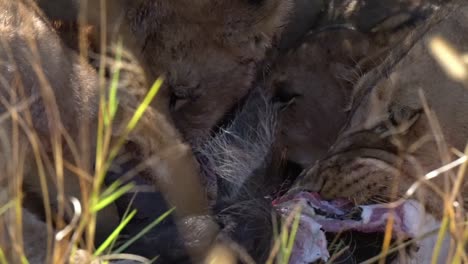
273, 192, 444, 264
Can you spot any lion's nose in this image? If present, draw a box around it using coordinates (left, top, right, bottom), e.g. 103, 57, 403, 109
287, 165, 323, 195
272, 80, 302, 107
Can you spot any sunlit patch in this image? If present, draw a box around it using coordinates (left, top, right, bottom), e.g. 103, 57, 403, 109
205, 244, 236, 264
344, 0, 358, 18
429, 36, 467, 81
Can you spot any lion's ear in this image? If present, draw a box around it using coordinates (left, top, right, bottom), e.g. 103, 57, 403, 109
35, 0, 79, 21
388, 106, 423, 132
220, 0, 293, 49
371, 106, 423, 136
210, 0, 293, 59
336, 0, 433, 33
249, 0, 294, 38
277, 0, 324, 51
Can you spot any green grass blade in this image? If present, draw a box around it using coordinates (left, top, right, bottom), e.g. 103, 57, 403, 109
100, 179, 124, 199
20, 253, 29, 264
149, 256, 159, 264
102, 101, 110, 127
106, 77, 164, 166
92, 183, 135, 212
280, 208, 301, 264
280, 222, 289, 260
113, 207, 175, 254
107, 192, 139, 255
95, 99, 105, 173
125, 77, 164, 132
0, 247, 7, 264
452, 225, 468, 263
94, 209, 138, 256
287, 209, 301, 251
284, 209, 301, 263
108, 40, 123, 123
432, 215, 450, 264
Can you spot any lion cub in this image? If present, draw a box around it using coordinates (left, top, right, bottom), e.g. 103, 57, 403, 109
265, 0, 446, 170
37, 0, 293, 146
266, 29, 370, 168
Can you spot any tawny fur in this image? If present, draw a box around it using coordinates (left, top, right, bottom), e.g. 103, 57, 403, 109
266, 29, 370, 167
264, 0, 446, 169
296, 0, 468, 217
42, 0, 294, 145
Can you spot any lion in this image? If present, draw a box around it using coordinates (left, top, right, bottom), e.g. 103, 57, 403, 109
266, 29, 371, 168
293, 0, 468, 217
263, 0, 449, 174
0, 1, 206, 262
36, 0, 293, 146
318, 0, 442, 31
275, 0, 443, 52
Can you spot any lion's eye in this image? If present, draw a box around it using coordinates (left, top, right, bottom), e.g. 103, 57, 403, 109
388, 111, 399, 126
373, 123, 388, 134
169, 84, 201, 112
387, 106, 422, 130
272, 80, 302, 108
169, 93, 191, 112
373, 106, 422, 136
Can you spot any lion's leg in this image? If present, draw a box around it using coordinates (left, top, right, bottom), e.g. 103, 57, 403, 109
112, 100, 219, 261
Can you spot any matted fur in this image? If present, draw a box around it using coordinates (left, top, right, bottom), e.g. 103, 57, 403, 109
196, 88, 278, 201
